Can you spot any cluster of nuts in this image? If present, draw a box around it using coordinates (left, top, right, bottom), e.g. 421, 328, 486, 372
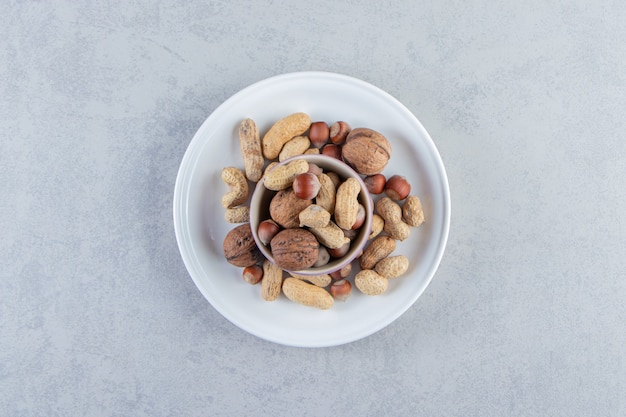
221, 113, 424, 310
259, 160, 367, 273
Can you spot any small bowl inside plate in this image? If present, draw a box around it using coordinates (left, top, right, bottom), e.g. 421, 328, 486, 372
250, 154, 373, 276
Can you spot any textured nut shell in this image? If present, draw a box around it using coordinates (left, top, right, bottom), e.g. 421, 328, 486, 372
368, 214, 384, 240
263, 159, 309, 191
299, 204, 331, 228
342, 128, 391, 175
282, 278, 334, 310
261, 259, 283, 301
310, 221, 351, 249
376, 197, 411, 241
263, 162, 279, 178
403, 195, 425, 227
223, 223, 263, 267
262, 112, 311, 159
269, 188, 313, 229
354, 270, 389, 296
360, 235, 396, 270
289, 272, 332, 287
374, 255, 409, 279
224, 206, 250, 223
270, 228, 319, 271
383, 221, 410, 241
334, 177, 361, 230
376, 197, 411, 240
279, 136, 311, 162
326, 172, 341, 188
315, 173, 336, 214
238, 118, 264, 182
221, 167, 249, 209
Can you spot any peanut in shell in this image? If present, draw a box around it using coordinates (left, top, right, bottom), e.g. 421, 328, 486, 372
359, 235, 396, 270
221, 167, 249, 209
263, 159, 309, 191
334, 177, 361, 230
374, 255, 409, 279
262, 112, 311, 159
354, 270, 389, 296
282, 277, 334, 310
261, 259, 283, 301
289, 272, 332, 287
402, 195, 425, 227
310, 221, 350, 249
315, 173, 336, 214
279, 135, 311, 162
238, 118, 264, 182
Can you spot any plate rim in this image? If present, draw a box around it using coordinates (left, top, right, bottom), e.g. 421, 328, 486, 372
173, 71, 451, 347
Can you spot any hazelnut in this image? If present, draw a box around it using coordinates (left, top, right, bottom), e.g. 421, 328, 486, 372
329, 121, 351, 145
330, 263, 352, 280
321, 144, 342, 160
329, 269, 342, 281
351, 204, 366, 230
363, 174, 386, 194
328, 240, 350, 258
257, 219, 280, 246
242, 265, 263, 285
309, 121, 330, 148
330, 279, 352, 301
293, 172, 321, 200
384, 175, 411, 200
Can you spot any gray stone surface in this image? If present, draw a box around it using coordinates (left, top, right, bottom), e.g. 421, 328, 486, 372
1, 1, 625, 416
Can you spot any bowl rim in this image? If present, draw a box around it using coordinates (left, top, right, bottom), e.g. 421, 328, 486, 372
249, 153, 374, 276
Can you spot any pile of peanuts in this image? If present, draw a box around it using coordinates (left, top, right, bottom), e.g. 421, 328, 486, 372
221, 113, 424, 310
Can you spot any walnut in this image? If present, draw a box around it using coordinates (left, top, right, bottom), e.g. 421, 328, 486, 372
341, 128, 391, 175
222, 223, 264, 267
269, 188, 312, 229
270, 228, 319, 271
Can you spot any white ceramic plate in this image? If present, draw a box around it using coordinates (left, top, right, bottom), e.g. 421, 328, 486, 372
173, 72, 450, 347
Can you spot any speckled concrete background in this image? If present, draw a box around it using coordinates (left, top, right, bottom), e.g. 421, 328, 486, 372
1, 1, 625, 416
